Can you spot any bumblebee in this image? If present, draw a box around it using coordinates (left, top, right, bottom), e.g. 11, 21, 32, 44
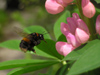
15, 27, 46, 53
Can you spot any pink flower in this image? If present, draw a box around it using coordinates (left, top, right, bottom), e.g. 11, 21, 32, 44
96, 15, 100, 35
82, 0, 96, 18
56, 13, 90, 56
45, 0, 73, 14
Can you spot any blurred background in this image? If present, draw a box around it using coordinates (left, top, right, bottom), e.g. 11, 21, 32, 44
0, 0, 99, 75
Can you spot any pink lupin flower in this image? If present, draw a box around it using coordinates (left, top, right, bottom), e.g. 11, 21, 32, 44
96, 15, 100, 35
45, 0, 73, 14
66, 13, 90, 44
82, 0, 96, 18
56, 13, 90, 56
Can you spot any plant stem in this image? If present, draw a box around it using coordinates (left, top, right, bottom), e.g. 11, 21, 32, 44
76, 0, 97, 40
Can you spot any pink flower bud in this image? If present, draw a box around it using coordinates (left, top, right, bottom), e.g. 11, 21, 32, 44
82, 0, 96, 18
45, 0, 64, 14
56, 42, 75, 56
75, 28, 90, 44
72, 13, 80, 20
96, 15, 100, 35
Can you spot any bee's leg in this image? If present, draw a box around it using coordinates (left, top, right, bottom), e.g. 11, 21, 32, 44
31, 48, 36, 53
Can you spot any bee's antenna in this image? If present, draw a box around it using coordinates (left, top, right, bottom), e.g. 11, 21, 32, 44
43, 39, 47, 43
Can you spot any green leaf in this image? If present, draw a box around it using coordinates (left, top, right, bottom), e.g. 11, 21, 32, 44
38, 67, 53, 75
54, 11, 70, 40
63, 39, 100, 61
24, 25, 51, 39
0, 40, 20, 50
38, 73, 48, 75
55, 64, 69, 75
68, 40, 100, 75
57, 34, 67, 42
0, 59, 59, 70
95, 0, 100, 3
7, 62, 58, 75
35, 39, 64, 59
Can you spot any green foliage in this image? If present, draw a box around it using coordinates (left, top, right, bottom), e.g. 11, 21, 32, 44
35, 39, 63, 59
0, 59, 57, 70
0, 40, 20, 51
95, 0, 100, 3
0, 10, 8, 24
55, 64, 69, 75
7, 63, 56, 75
63, 39, 100, 61
54, 11, 70, 40
68, 40, 100, 75
57, 34, 67, 42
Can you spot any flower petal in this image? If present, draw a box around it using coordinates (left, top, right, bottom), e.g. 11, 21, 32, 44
66, 32, 81, 47
61, 22, 69, 35
72, 13, 80, 20
56, 42, 75, 56
75, 28, 90, 44
67, 17, 78, 34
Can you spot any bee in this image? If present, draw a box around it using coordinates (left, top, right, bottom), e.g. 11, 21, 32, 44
15, 27, 46, 53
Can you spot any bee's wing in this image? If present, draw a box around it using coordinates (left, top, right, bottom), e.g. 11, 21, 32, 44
14, 26, 29, 37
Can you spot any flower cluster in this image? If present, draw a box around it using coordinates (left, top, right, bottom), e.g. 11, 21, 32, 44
56, 14, 100, 56
45, 0, 96, 18
56, 13, 90, 56
45, 0, 100, 57
45, 0, 73, 14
